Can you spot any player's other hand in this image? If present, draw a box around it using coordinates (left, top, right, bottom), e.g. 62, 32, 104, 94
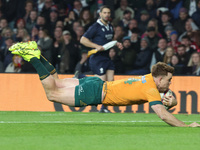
116, 42, 123, 50
163, 95, 177, 107
188, 122, 200, 127
96, 45, 105, 51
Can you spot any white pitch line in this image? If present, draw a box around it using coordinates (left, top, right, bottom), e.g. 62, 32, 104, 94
0, 121, 197, 124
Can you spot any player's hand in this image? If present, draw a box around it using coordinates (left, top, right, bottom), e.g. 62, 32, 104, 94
188, 122, 200, 127
116, 42, 123, 50
95, 45, 104, 51
162, 95, 177, 107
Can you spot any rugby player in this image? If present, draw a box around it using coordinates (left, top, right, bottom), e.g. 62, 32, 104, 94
80, 5, 123, 113
9, 41, 200, 127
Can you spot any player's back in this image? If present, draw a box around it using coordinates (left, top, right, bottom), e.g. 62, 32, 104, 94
102, 74, 161, 106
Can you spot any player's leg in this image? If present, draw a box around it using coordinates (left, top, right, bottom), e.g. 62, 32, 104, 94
40, 55, 59, 79
9, 41, 78, 106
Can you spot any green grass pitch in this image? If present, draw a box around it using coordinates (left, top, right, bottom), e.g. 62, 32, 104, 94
0, 111, 200, 150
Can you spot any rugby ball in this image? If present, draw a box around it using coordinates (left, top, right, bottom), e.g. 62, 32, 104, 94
160, 89, 173, 110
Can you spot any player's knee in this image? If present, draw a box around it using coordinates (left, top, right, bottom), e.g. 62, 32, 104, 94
46, 91, 57, 102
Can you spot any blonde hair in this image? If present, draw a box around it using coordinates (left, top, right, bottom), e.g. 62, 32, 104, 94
187, 52, 200, 74
163, 46, 175, 64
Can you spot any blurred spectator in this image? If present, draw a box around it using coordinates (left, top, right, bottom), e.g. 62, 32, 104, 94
36, 15, 47, 30
19, 0, 34, 23
48, 8, 59, 37
127, 19, 138, 36
30, 25, 39, 41
14, 18, 26, 34
126, 37, 152, 75
137, 10, 150, 34
167, 30, 181, 52
187, 52, 200, 75
60, 30, 80, 73
16, 28, 31, 42
163, 46, 175, 64
165, 0, 183, 20
0, 17, 8, 34
2, 37, 14, 69
5, 55, 24, 73
190, 30, 200, 52
114, 0, 134, 21
181, 35, 196, 55
145, 27, 161, 51
0, 27, 15, 50
57, 4, 67, 21
79, 8, 94, 31
74, 25, 85, 48
26, 10, 38, 34
158, 11, 172, 37
119, 37, 137, 73
55, 20, 64, 29
73, 0, 83, 17
144, 0, 157, 18
1, 0, 19, 25
169, 54, 184, 75
117, 10, 132, 34
150, 38, 167, 69
191, 0, 200, 27
40, 0, 54, 21
51, 26, 63, 70
164, 25, 174, 42
37, 0, 45, 14
63, 10, 78, 31
37, 29, 53, 62
109, 47, 123, 74
74, 49, 92, 78
141, 18, 162, 39
188, 0, 198, 16
178, 19, 199, 41
130, 27, 141, 53
113, 25, 125, 43
176, 44, 190, 66
173, 8, 189, 36
71, 21, 81, 39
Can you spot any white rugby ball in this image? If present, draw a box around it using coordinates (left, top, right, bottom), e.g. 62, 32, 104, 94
160, 89, 173, 109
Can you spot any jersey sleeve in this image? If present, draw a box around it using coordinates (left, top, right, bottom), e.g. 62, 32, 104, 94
83, 24, 97, 40
144, 87, 162, 106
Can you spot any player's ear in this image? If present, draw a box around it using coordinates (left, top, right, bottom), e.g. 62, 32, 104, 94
158, 76, 163, 83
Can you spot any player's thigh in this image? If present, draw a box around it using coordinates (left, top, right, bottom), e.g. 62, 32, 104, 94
56, 86, 76, 106
55, 78, 79, 88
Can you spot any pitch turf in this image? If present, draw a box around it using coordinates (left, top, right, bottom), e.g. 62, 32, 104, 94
0, 111, 200, 150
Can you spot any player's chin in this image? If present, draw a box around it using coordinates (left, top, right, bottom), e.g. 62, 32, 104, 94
159, 88, 167, 93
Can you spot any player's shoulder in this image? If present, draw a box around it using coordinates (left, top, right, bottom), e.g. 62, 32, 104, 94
90, 21, 101, 28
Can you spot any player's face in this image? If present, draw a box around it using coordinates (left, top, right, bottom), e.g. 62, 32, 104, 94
99, 8, 111, 23
158, 72, 172, 93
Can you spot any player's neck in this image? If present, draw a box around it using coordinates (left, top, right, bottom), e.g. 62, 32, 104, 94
100, 19, 108, 26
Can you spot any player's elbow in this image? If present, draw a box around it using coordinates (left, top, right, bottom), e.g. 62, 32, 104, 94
159, 114, 168, 121
46, 91, 57, 102
80, 36, 85, 44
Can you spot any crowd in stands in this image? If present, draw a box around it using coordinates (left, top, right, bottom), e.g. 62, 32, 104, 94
0, 0, 200, 76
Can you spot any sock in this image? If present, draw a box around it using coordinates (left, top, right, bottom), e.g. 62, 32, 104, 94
40, 55, 56, 75
30, 57, 50, 80
101, 105, 107, 110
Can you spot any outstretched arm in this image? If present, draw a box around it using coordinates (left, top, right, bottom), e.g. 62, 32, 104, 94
80, 36, 104, 51
151, 104, 200, 127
